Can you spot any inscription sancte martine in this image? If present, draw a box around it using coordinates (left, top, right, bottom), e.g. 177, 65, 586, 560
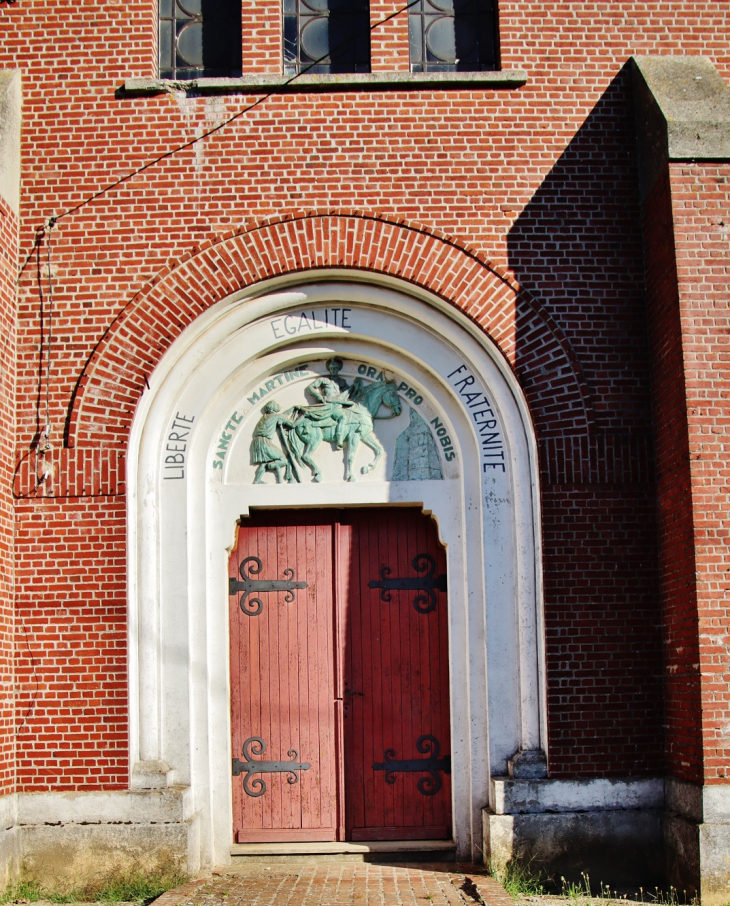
246, 366, 311, 407
212, 411, 243, 470
447, 365, 506, 473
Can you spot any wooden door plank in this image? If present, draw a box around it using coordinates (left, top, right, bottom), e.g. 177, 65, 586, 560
265, 526, 280, 832
416, 514, 431, 831
238, 523, 263, 832
265, 527, 278, 832
236, 827, 338, 843
283, 522, 298, 832
308, 522, 320, 829
296, 523, 312, 830
405, 514, 424, 830
229, 526, 243, 836
384, 511, 402, 831
249, 528, 264, 833
306, 521, 322, 832
349, 515, 365, 837
315, 520, 334, 832
365, 511, 386, 833
343, 515, 362, 838
350, 825, 450, 842
434, 525, 451, 831
334, 520, 350, 841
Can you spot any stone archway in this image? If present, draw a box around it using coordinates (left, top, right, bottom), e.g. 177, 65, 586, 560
65, 212, 591, 451
128, 274, 545, 869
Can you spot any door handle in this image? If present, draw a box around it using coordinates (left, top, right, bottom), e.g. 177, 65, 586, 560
345, 690, 364, 696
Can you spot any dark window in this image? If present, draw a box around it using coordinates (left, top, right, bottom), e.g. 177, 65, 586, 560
159, 0, 242, 80
408, 0, 498, 72
283, 0, 371, 75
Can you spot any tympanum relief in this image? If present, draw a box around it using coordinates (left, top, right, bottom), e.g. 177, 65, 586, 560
213, 358, 456, 484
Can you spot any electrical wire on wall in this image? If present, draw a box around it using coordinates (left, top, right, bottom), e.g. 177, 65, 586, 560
18, 0, 422, 258
9, 0, 420, 728
30, 217, 56, 495
37, 219, 55, 488
11, 219, 56, 499
16, 217, 54, 728
13, 0, 422, 493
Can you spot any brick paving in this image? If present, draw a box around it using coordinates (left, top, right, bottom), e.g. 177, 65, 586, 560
154, 861, 514, 906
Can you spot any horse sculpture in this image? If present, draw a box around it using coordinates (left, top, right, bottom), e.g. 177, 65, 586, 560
285, 378, 402, 482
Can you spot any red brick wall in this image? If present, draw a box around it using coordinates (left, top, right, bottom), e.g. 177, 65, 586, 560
241, 0, 279, 73
542, 487, 663, 776
15, 498, 127, 790
641, 167, 703, 783
0, 196, 16, 795
371, 0, 410, 71
642, 161, 730, 787
668, 164, 730, 785
1, 0, 729, 787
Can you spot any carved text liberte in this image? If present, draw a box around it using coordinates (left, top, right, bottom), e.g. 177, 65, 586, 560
163, 412, 195, 480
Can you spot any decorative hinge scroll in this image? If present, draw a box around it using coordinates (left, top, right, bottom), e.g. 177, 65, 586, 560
232, 737, 311, 797
368, 553, 447, 613
372, 735, 451, 795
229, 556, 307, 616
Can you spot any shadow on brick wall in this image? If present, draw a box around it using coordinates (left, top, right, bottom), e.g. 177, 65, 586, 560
509, 65, 651, 435
507, 65, 667, 779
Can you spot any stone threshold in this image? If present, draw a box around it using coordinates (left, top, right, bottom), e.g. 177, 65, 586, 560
231, 839, 456, 855
122, 71, 527, 96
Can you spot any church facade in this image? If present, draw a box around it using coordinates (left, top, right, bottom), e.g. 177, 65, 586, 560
0, 0, 729, 900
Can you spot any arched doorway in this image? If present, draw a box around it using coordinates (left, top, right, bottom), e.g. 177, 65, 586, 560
127, 275, 545, 868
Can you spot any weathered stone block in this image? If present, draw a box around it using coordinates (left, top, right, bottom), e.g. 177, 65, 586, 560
484, 809, 664, 889
19, 824, 190, 889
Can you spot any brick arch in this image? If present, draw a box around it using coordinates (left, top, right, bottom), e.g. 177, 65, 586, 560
65, 212, 593, 448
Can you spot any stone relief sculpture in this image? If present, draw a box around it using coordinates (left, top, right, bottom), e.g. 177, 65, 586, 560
392, 408, 444, 481
300, 375, 353, 451
249, 359, 403, 483
251, 401, 296, 484
320, 356, 351, 395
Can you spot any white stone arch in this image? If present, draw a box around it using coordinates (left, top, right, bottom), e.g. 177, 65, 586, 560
127, 274, 546, 869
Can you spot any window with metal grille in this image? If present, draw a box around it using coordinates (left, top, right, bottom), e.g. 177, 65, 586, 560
283, 0, 371, 75
159, 0, 242, 80
408, 0, 498, 72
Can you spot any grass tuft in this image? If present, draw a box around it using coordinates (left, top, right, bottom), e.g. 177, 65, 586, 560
0, 880, 45, 904
560, 872, 593, 900
636, 885, 699, 906
489, 859, 545, 898
0, 869, 188, 906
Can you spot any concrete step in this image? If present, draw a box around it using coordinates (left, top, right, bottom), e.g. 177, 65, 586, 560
230, 840, 457, 863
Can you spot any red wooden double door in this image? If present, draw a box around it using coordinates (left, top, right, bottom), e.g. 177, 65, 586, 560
229, 508, 451, 843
